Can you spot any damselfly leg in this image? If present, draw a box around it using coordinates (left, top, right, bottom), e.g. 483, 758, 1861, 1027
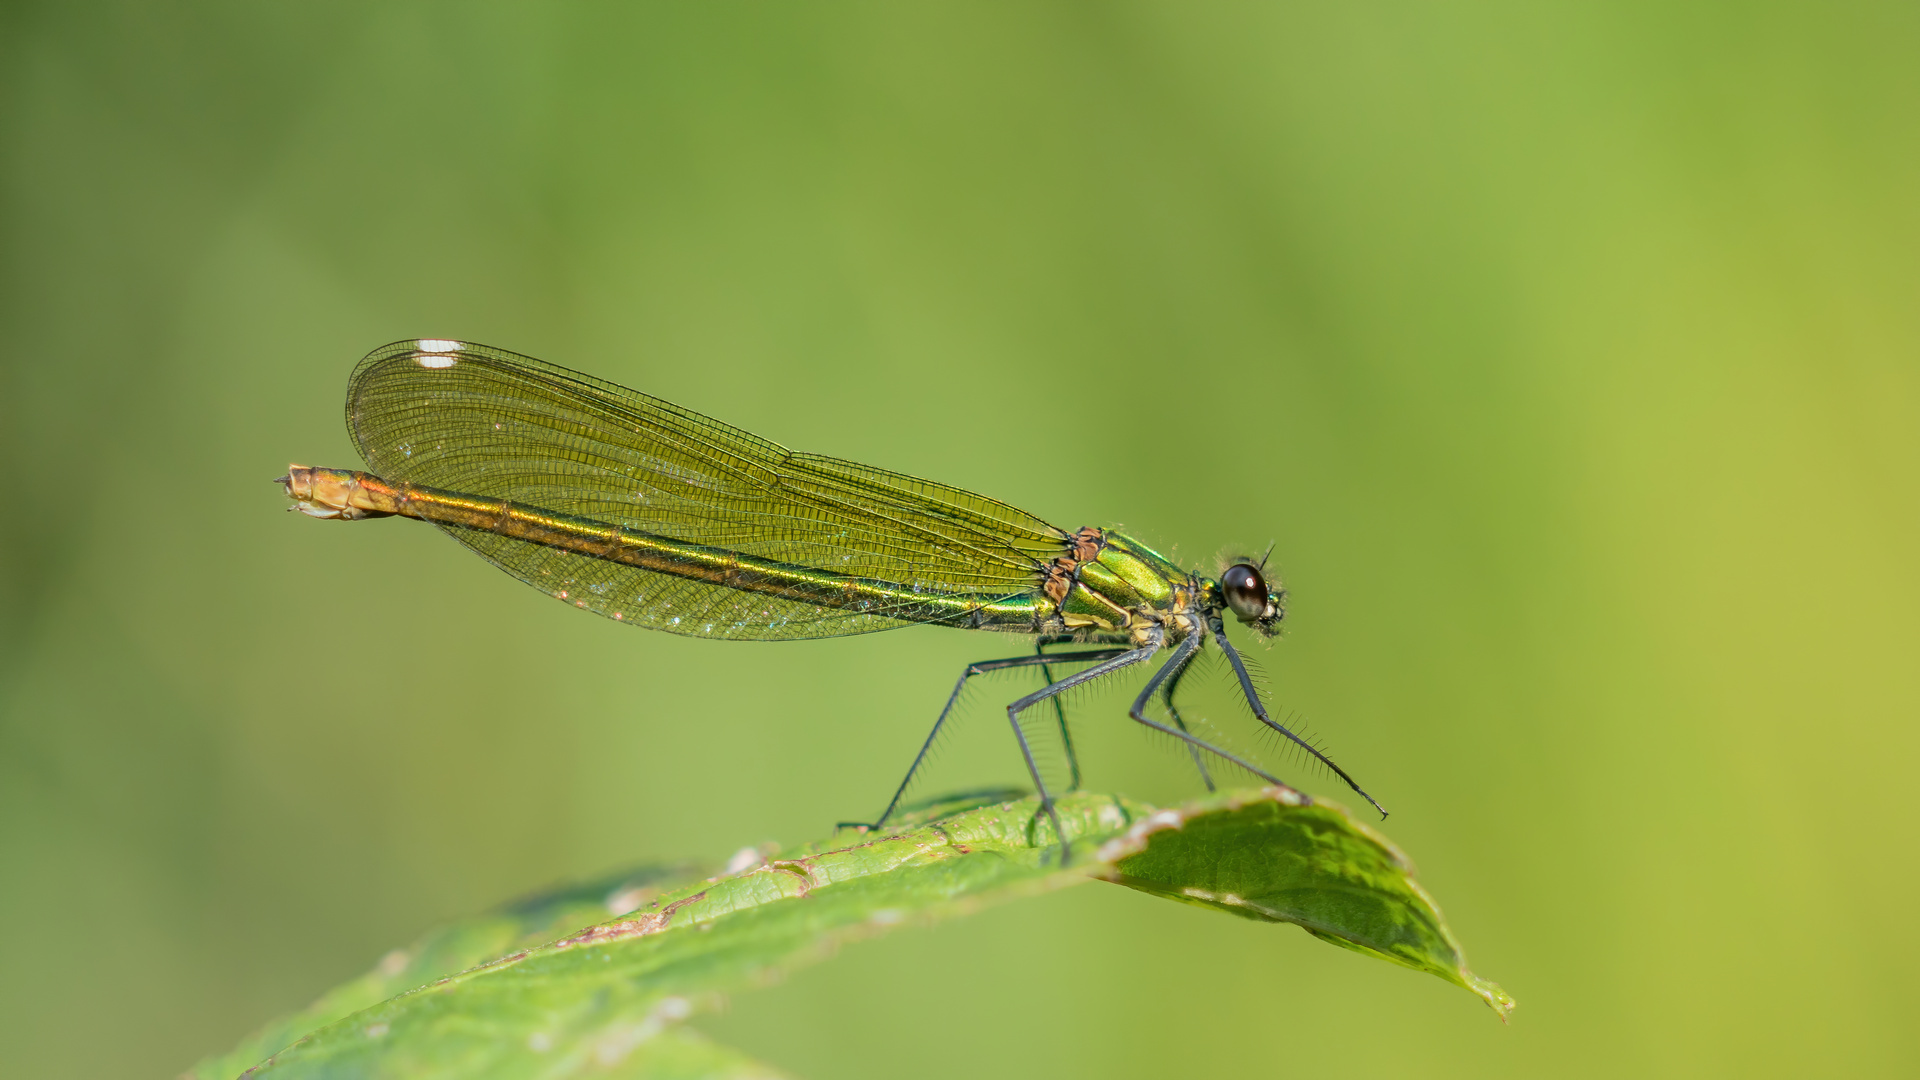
842, 647, 1134, 835
1034, 636, 1089, 791
1155, 646, 1217, 792
1207, 619, 1388, 818
1002, 647, 1159, 862
1125, 632, 1294, 792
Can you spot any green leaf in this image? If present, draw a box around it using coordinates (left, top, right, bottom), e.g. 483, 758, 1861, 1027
188, 863, 709, 1080
1093, 788, 1515, 1016
194, 787, 1508, 1078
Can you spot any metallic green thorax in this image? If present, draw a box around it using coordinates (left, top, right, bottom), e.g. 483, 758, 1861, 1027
1057, 533, 1201, 641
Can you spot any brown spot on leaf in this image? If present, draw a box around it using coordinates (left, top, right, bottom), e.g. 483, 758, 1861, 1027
765, 860, 817, 897
554, 891, 709, 949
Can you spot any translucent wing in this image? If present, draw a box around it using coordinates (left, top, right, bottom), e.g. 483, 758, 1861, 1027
345, 340, 1069, 640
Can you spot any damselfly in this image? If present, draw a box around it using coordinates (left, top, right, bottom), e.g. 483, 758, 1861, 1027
278, 340, 1384, 859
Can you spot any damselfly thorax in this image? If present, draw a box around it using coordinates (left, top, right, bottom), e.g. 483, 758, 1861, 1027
279, 339, 1382, 860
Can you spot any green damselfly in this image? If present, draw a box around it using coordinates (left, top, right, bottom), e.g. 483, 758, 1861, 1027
278, 339, 1384, 858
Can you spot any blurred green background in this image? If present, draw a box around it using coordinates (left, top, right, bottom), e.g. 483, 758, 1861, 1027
4, 2, 1916, 1077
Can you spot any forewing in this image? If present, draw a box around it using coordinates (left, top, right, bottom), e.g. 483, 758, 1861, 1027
344, 340, 1067, 639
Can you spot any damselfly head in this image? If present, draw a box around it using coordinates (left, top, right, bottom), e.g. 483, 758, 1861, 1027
1218, 561, 1286, 638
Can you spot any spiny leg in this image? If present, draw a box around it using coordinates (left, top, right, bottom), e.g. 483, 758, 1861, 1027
1036, 633, 1136, 792
1126, 632, 1296, 792
1208, 620, 1388, 818
1035, 637, 1082, 791
841, 647, 1134, 832
1004, 646, 1159, 863
1156, 641, 1216, 792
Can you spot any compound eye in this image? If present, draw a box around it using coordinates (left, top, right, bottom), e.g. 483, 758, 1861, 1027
1221, 563, 1268, 621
